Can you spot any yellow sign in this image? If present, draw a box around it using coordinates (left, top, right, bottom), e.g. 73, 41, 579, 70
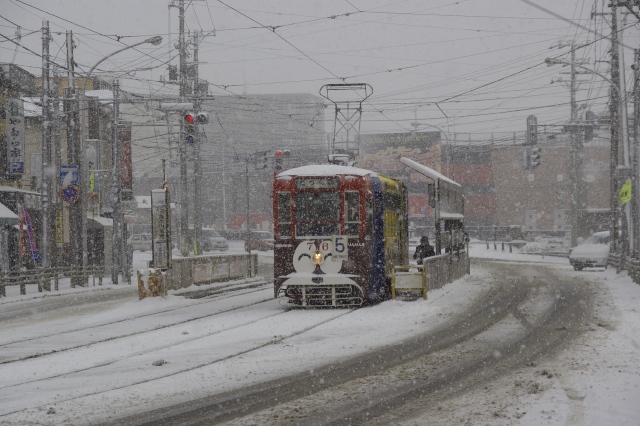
89, 169, 95, 192
620, 179, 632, 206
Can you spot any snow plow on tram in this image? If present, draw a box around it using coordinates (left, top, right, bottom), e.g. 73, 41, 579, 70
272, 165, 409, 307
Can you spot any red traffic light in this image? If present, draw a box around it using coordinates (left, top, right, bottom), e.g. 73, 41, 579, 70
184, 113, 195, 124
275, 150, 283, 157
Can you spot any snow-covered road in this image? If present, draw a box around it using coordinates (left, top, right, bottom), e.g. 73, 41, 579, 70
0, 245, 638, 425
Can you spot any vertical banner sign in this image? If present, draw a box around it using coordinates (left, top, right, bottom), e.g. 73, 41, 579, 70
22, 204, 41, 264
151, 189, 171, 269
18, 204, 26, 256
117, 122, 133, 195
89, 169, 95, 192
5, 99, 25, 175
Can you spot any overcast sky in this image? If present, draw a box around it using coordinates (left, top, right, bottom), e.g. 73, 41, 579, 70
3, 0, 639, 137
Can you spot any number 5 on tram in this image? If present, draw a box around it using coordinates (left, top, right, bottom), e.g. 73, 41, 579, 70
272, 165, 408, 307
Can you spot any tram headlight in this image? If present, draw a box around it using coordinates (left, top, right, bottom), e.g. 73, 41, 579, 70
312, 251, 324, 265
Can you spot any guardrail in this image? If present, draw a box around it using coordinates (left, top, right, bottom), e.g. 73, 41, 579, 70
0, 266, 108, 297
625, 257, 640, 281
486, 240, 515, 253
607, 253, 640, 286
169, 253, 258, 290
608, 253, 621, 270
424, 249, 470, 291
391, 248, 470, 299
484, 240, 570, 258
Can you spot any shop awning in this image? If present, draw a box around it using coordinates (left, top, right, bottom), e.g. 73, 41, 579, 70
0, 202, 19, 226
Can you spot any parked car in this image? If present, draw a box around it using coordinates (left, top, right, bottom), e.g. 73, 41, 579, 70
201, 227, 229, 252
127, 233, 152, 252
249, 231, 274, 251
569, 231, 610, 271
171, 228, 230, 252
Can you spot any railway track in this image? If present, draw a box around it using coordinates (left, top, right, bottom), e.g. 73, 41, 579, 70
0, 289, 358, 419
0, 280, 272, 363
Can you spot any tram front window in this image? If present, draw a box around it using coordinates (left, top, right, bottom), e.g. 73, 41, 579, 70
295, 191, 340, 236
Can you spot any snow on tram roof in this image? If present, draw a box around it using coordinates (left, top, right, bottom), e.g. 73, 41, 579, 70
278, 164, 377, 177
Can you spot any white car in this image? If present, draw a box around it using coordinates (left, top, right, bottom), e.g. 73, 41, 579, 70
568, 231, 610, 271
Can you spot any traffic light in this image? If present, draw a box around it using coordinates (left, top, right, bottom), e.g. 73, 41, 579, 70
584, 124, 593, 143
184, 112, 196, 134
168, 65, 177, 81
530, 147, 541, 168
196, 112, 208, 125
183, 112, 196, 143
262, 152, 268, 169
274, 149, 291, 171
526, 115, 538, 145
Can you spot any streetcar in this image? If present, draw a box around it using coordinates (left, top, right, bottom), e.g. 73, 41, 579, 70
273, 164, 408, 307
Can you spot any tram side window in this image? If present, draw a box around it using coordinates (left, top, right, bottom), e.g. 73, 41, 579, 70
277, 192, 292, 237
383, 192, 400, 238
344, 191, 360, 236
365, 197, 373, 237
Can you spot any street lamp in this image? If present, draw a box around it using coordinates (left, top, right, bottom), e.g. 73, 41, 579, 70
80, 36, 163, 285
545, 56, 625, 256
545, 58, 618, 91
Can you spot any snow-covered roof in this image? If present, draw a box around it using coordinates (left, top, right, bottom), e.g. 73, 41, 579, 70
440, 212, 464, 220
85, 90, 113, 104
0, 201, 18, 226
20, 91, 113, 119
278, 164, 377, 177
136, 196, 151, 209
135, 195, 175, 209
88, 216, 113, 227
0, 185, 40, 195
400, 157, 461, 187
21, 97, 42, 117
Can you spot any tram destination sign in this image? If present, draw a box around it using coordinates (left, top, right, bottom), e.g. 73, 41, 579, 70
5, 99, 25, 175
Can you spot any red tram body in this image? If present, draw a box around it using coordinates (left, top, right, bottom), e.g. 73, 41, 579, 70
272, 165, 408, 307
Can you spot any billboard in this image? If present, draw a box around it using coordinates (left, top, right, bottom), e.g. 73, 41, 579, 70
358, 131, 442, 217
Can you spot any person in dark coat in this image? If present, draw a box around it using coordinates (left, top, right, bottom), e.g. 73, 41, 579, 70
413, 236, 435, 265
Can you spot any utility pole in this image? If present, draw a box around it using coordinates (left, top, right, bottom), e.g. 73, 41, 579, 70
567, 45, 588, 248
111, 80, 121, 284
41, 20, 52, 269
52, 64, 62, 267
619, 11, 633, 260
569, 44, 578, 247
609, 1, 621, 255
65, 31, 83, 285
178, 0, 189, 257
222, 143, 226, 231
193, 31, 202, 254
633, 49, 640, 258
245, 159, 250, 252
549, 41, 587, 247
